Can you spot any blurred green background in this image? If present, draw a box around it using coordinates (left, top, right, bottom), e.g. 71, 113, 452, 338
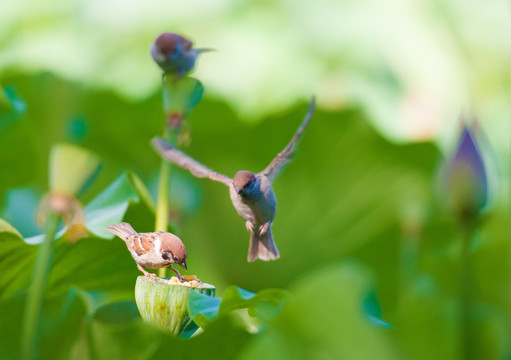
1, 0, 511, 359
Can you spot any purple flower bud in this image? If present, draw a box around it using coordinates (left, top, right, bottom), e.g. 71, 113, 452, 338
150, 33, 208, 76
444, 124, 488, 222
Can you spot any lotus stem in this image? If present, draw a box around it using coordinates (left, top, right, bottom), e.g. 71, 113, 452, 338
460, 224, 475, 360
21, 211, 60, 360
155, 158, 171, 278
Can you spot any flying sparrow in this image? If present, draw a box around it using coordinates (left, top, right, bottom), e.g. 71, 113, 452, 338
106, 222, 188, 280
151, 33, 210, 76
151, 97, 315, 262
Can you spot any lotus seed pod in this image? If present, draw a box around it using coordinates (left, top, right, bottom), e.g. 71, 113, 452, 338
135, 276, 215, 336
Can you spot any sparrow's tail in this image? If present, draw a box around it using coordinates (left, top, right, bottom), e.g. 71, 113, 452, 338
248, 227, 279, 262
105, 222, 137, 240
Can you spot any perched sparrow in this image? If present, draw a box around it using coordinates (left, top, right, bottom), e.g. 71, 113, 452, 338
151, 98, 315, 262
106, 222, 188, 280
150, 33, 210, 76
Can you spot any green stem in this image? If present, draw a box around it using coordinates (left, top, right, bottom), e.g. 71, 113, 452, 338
460, 225, 475, 360
155, 159, 170, 278
22, 211, 60, 360
155, 128, 180, 278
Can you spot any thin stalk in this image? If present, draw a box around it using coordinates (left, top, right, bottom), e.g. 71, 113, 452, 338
22, 211, 60, 360
154, 128, 179, 278
155, 159, 170, 278
460, 224, 475, 360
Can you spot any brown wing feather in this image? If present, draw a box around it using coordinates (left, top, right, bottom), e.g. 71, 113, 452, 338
151, 138, 232, 186
127, 233, 154, 256
261, 97, 315, 182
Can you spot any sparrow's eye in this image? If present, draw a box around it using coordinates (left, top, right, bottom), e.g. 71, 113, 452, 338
162, 251, 173, 261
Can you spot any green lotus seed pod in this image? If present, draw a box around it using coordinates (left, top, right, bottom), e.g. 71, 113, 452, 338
135, 276, 215, 336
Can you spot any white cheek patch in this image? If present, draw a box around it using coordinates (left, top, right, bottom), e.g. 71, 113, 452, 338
154, 236, 161, 254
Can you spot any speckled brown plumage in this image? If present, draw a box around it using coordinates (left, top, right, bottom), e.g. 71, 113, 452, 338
106, 223, 188, 280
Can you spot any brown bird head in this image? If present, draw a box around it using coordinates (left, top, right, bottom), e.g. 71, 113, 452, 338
159, 232, 188, 270
233, 171, 259, 196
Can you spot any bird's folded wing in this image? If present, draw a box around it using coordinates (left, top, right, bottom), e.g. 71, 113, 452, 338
131, 233, 154, 256
152, 138, 232, 186
261, 96, 315, 182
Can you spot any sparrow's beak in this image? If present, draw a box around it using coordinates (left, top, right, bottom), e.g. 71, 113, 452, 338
180, 260, 187, 271
196, 48, 215, 54
236, 186, 242, 195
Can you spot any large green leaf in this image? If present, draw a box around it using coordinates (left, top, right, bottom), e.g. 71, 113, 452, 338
176, 102, 438, 297
24, 172, 156, 244
67, 294, 252, 360
188, 286, 289, 328
0, 73, 166, 208
391, 211, 511, 360
0, 86, 37, 200
239, 261, 398, 360
1, 187, 41, 238
0, 289, 88, 360
0, 233, 141, 301
0, 217, 22, 238
84, 172, 145, 239
0, 173, 157, 300
0, 85, 11, 113
0, 218, 36, 299
152, 316, 253, 360
188, 291, 222, 328
85, 311, 252, 360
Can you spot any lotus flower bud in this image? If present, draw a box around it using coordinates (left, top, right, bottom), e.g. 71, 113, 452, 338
443, 123, 489, 223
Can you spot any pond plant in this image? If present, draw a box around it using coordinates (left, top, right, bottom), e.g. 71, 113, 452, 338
0, 31, 506, 360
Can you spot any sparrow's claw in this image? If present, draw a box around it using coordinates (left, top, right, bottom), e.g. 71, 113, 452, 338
169, 265, 185, 282
138, 264, 157, 279
259, 222, 271, 235
245, 221, 254, 232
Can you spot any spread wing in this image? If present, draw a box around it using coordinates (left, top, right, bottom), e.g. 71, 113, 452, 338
260, 96, 315, 182
152, 137, 232, 186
